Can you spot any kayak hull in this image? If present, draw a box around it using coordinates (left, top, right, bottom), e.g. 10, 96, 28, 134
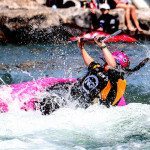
69, 31, 137, 43
0, 77, 76, 113
0, 77, 126, 113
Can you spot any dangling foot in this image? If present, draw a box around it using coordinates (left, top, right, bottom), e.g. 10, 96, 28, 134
128, 26, 136, 32
137, 27, 144, 33
127, 23, 136, 31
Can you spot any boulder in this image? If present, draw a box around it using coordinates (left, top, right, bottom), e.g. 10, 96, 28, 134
132, 0, 150, 9
0, 0, 149, 44
0, 0, 42, 9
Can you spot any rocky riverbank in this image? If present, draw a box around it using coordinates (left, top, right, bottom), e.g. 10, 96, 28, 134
0, 0, 150, 44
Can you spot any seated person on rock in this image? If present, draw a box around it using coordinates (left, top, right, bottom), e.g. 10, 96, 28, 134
113, 0, 143, 32
96, 3, 119, 33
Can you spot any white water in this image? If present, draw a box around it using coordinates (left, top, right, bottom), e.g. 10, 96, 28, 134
0, 42, 149, 149
0, 103, 150, 150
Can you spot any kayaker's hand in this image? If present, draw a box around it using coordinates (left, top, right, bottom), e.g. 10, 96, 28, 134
94, 36, 106, 49
97, 27, 103, 32
77, 38, 84, 49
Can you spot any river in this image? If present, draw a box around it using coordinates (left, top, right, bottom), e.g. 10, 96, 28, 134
0, 41, 150, 149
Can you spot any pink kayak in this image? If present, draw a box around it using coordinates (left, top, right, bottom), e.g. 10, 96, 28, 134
69, 31, 137, 43
0, 77, 126, 113
0, 77, 76, 113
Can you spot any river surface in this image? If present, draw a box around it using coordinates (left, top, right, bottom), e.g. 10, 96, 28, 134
0, 41, 150, 150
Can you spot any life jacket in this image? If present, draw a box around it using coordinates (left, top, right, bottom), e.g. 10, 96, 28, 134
81, 61, 126, 106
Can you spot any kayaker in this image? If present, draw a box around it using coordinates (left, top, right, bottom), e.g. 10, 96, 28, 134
39, 37, 149, 115
70, 37, 128, 108
70, 37, 149, 108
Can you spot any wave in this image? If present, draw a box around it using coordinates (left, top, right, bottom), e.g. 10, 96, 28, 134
0, 103, 150, 149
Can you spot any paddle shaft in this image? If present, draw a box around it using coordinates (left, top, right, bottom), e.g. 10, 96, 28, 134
102, 30, 122, 42
126, 58, 149, 73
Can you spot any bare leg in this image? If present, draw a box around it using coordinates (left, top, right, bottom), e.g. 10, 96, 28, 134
129, 4, 143, 32
116, 3, 136, 31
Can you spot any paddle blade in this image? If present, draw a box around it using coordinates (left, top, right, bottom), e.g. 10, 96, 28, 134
102, 30, 122, 42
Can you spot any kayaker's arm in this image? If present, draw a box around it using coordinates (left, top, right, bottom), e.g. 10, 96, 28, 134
94, 37, 116, 68
78, 38, 94, 66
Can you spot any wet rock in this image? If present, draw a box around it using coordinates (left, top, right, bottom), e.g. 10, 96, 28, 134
132, 0, 150, 9
0, 0, 42, 9
0, 0, 149, 44
0, 63, 9, 70
16, 60, 47, 71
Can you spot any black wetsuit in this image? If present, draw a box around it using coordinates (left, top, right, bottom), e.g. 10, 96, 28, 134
91, 12, 119, 33
98, 14, 119, 33
71, 61, 125, 107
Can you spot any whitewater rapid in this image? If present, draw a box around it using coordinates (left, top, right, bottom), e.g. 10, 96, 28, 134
0, 103, 150, 150
0, 41, 149, 149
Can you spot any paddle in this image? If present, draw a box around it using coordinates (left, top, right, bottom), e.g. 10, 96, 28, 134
101, 30, 122, 42
80, 29, 122, 42
125, 58, 150, 73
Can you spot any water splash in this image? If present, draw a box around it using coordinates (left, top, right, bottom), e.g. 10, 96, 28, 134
0, 41, 149, 149
0, 103, 150, 149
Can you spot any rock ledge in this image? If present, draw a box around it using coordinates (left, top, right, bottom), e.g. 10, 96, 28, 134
0, 5, 150, 44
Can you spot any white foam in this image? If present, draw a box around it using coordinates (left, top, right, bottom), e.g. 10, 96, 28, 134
0, 103, 150, 149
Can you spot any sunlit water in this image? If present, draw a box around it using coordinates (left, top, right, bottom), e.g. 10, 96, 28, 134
0, 41, 150, 149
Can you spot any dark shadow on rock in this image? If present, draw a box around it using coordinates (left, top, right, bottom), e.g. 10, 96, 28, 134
63, 1, 75, 8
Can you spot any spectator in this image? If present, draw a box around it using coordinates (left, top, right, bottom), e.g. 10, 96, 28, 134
80, 0, 88, 8
110, 0, 143, 32
89, 0, 98, 9
99, 3, 119, 33
80, 0, 98, 9
91, 3, 119, 33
